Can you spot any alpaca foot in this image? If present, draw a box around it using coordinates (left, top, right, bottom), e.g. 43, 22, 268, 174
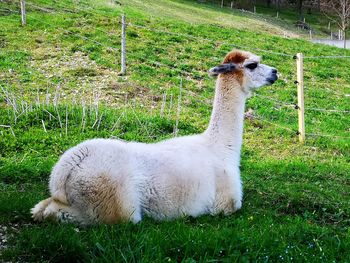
31, 198, 52, 222
223, 199, 242, 215
233, 199, 242, 212
32, 198, 82, 224
42, 199, 82, 223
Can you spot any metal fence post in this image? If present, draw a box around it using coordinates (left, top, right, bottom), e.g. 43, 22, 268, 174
174, 78, 182, 137
20, 0, 26, 26
119, 14, 126, 75
296, 53, 305, 143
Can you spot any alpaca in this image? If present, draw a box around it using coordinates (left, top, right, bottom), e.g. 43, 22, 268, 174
31, 49, 278, 225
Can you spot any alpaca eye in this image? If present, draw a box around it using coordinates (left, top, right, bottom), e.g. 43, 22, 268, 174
246, 63, 258, 70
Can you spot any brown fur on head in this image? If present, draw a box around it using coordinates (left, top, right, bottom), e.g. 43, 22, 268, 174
208, 50, 251, 85
223, 50, 248, 85
208, 49, 278, 93
223, 50, 250, 64
208, 50, 254, 78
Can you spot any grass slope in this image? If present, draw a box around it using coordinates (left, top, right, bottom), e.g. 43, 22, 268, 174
0, 0, 349, 262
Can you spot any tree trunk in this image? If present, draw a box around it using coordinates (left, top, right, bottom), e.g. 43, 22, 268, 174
344, 30, 347, 49
297, 0, 303, 20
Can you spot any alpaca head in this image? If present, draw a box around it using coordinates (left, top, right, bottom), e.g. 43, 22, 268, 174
208, 50, 278, 94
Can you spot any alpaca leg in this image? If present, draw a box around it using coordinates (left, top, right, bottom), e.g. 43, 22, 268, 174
230, 172, 242, 212
214, 170, 242, 215
86, 178, 142, 224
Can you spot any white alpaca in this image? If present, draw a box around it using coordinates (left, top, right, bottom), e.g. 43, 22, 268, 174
31, 49, 278, 225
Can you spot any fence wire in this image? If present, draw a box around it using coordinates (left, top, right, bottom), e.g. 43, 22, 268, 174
254, 94, 296, 109
303, 55, 350, 59
23, 14, 121, 60
128, 22, 295, 58
26, 2, 122, 37
304, 107, 350, 114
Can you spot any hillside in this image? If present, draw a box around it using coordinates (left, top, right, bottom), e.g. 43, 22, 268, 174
0, 0, 349, 262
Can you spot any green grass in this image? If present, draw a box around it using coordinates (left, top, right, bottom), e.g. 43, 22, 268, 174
0, 0, 350, 262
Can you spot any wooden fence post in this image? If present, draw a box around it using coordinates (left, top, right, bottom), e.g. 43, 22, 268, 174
20, 0, 26, 26
296, 53, 305, 144
119, 14, 126, 75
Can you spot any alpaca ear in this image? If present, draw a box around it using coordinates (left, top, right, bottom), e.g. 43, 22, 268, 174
208, 63, 237, 77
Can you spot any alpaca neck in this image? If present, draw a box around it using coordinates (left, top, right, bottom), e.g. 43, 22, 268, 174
204, 76, 247, 152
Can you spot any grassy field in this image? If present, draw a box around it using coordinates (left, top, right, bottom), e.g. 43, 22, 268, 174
0, 0, 349, 262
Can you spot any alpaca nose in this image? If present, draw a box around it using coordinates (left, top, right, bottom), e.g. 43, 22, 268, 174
266, 68, 278, 84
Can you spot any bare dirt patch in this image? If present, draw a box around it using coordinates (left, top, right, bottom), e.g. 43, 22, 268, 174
29, 47, 156, 106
